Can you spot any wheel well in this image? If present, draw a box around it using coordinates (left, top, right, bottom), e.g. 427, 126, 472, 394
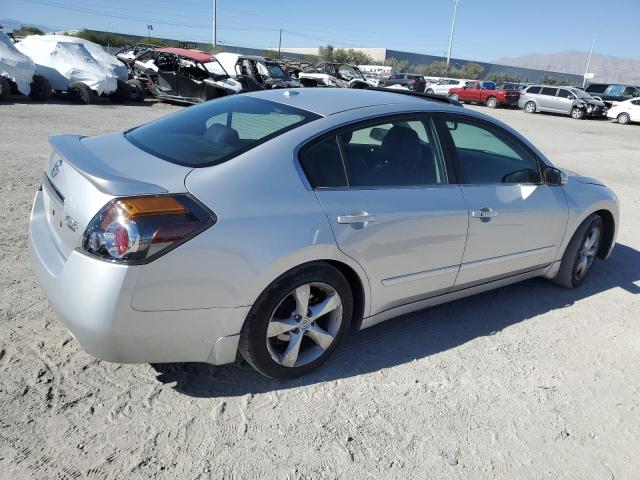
594, 209, 615, 258
323, 260, 366, 330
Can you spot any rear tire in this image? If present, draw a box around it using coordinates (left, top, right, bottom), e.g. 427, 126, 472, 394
524, 101, 536, 113
109, 79, 129, 102
551, 214, 603, 289
617, 112, 631, 125
68, 82, 93, 104
449, 93, 459, 101
486, 96, 498, 108
0, 76, 11, 100
426, 88, 435, 94
28, 75, 52, 101
126, 79, 146, 102
239, 263, 353, 379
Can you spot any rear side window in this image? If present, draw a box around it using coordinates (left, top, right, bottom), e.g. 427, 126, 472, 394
541, 87, 558, 96
299, 137, 347, 188
526, 86, 541, 94
126, 96, 320, 167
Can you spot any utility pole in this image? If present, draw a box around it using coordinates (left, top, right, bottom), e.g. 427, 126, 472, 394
584, 34, 597, 87
212, 0, 217, 49
446, 0, 460, 67
278, 28, 282, 58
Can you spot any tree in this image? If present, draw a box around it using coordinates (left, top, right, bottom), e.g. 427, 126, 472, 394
13, 25, 44, 36
460, 62, 484, 79
262, 50, 279, 60
539, 74, 563, 86
346, 49, 374, 65
318, 45, 335, 62
384, 57, 411, 72
486, 71, 522, 83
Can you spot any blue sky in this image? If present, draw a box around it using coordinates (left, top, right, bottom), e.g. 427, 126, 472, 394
4, 0, 639, 61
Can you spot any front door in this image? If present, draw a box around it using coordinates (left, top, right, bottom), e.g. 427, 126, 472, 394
300, 115, 469, 315
436, 115, 568, 287
176, 58, 207, 100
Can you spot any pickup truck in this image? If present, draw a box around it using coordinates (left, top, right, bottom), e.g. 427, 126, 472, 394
447, 80, 520, 108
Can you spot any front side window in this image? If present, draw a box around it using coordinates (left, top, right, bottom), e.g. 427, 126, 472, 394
127, 96, 319, 167
440, 117, 542, 185
557, 89, 574, 99
203, 59, 227, 76
338, 117, 447, 187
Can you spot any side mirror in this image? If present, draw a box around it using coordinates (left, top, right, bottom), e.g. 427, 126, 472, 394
545, 166, 566, 186
369, 127, 387, 142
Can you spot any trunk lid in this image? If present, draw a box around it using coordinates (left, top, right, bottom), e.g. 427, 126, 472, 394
43, 133, 192, 259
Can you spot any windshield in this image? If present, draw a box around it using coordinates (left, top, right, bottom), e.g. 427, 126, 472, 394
572, 89, 592, 99
265, 62, 287, 79
338, 65, 364, 80
203, 60, 227, 76
126, 96, 320, 167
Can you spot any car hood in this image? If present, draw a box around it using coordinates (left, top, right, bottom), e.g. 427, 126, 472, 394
564, 169, 606, 186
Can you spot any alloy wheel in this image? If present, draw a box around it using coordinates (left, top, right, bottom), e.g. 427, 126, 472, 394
574, 226, 600, 281
618, 113, 630, 125
526, 102, 535, 113
266, 282, 343, 368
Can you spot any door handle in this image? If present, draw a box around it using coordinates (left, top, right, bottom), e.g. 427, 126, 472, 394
471, 207, 498, 218
337, 212, 377, 225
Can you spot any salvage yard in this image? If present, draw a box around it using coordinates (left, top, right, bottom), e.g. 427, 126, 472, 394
1, 98, 639, 479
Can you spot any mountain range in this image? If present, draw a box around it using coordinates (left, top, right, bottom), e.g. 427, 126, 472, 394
493, 50, 640, 85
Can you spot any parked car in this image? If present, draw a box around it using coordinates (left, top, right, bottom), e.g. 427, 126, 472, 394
130, 47, 242, 104
495, 82, 528, 92
606, 97, 640, 125
215, 52, 299, 91
379, 73, 426, 92
585, 83, 640, 107
0, 32, 51, 101
447, 80, 520, 108
29, 88, 619, 379
15, 35, 121, 104
425, 78, 471, 95
298, 63, 375, 88
518, 85, 607, 119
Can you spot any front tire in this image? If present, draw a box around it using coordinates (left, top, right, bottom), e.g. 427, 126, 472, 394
426, 88, 435, 94
0, 76, 11, 100
126, 79, 146, 102
239, 263, 353, 379
617, 112, 631, 125
68, 82, 92, 104
552, 214, 603, 289
571, 107, 585, 119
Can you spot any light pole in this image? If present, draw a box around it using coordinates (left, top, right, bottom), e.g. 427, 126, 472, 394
446, 0, 460, 67
146, 24, 153, 40
584, 34, 597, 87
212, 0, 217, 48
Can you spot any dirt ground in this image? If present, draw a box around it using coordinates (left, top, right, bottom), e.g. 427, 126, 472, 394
0, 97, 638, 480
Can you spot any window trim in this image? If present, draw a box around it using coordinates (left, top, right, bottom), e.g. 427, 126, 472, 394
433, 113, 546, 186
297, 112, 456, 191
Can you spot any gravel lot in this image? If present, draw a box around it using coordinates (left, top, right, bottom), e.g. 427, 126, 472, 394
1, 96, 639, 480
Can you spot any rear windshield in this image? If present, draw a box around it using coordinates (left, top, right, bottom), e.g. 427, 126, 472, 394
126, 96, 320, 167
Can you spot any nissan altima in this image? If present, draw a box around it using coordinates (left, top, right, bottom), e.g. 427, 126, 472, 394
29, 88, 619, 379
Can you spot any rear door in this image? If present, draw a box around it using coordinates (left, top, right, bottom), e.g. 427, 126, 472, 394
176, 58, 207, 100
300, 114, 469, 314
436, 114, 567, 286
539, 87, 559, 111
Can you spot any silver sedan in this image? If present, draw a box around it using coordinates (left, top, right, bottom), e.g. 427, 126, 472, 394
29, 88, 619, 379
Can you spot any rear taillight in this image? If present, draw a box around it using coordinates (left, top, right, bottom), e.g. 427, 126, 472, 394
82, 194, 215, 264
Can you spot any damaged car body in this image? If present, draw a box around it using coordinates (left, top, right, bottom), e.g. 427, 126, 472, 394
216, 52, 299, 91
131, 47, 242, 104
298, 63, 376, 89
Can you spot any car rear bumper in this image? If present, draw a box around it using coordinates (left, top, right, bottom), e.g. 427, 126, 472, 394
29, 190, 249, 365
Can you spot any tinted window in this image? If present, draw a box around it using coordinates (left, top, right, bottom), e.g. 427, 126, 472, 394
442, 118, 542, 185
623, 87, 637, 96
605, 84, 625, 96
299, 137, 347, 188
127, 96, 319, 167
541, 87, 558, 96
338, 117, 447, 187
526, 86, 542, 94
482, 81, 496, 90
557, 89, 574, 99
632, 100, 640, 106
586, 84, 607, 94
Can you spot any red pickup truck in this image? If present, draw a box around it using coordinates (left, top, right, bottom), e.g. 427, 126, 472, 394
448, 80, 520, 108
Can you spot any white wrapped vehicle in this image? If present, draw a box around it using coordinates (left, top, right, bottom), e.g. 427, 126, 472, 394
0, 32, 51, 101
16, 35, 122, 104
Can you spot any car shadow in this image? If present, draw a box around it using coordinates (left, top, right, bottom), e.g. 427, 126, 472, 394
1, 95, 156, 107
152, 243, 640, 397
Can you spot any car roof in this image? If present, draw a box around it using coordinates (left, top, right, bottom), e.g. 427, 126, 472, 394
245, 88, 458, 116
155, 47, 213, 63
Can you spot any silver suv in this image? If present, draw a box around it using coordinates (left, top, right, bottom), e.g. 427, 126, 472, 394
518, 85, 607, 119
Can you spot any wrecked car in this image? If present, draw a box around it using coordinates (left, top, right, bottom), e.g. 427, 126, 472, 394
0, 32, 51, 101
298, 63, 376, 88
15, 35, 121, 104
130, 47, 242, 104
215, 52, 299, 91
